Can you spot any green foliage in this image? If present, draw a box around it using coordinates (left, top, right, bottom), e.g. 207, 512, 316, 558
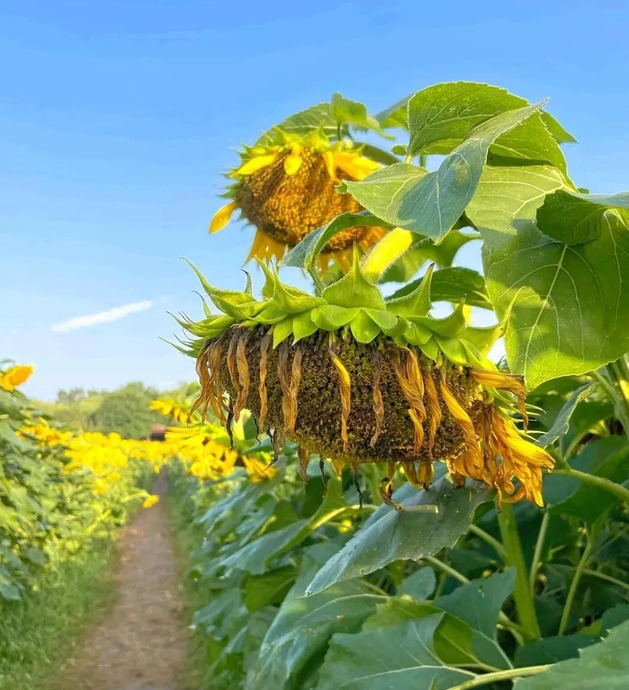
91, 382, 162, 438
0, 538, 116, 689
517, 620, 629, 689
39, 381, 194, 436
306, 477, 491, 595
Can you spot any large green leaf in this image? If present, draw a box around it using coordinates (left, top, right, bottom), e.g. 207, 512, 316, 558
363, 596, 511, 671
467, 165, 629, 389
407, 82, 567, 173
435, 569, 516, 640
376, 84, 575, 145
245, 545, 385, 690
306, 476, 492, 595
218, 478, 349, 574
397, 567, 437, 600
537, 189, 629, 245
343, 102, 544, 242
515, 634, 597, 667
516, 619, 629, 689
243, 565, 298, 612
317, 614, 474, 690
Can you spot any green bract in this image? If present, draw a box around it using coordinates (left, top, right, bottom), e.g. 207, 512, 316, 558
178, 255, 501, 370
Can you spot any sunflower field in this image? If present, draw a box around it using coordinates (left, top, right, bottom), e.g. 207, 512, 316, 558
168, 81, 629, 689
0, 361, 167, 603
3, 79, 629, 690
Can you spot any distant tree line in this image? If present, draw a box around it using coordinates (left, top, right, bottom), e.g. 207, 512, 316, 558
37, 381, 199, 439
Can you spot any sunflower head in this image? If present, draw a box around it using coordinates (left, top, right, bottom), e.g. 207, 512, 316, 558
176, 259, 554, 505
210, 132, 386, 271
0, 363, 34, 392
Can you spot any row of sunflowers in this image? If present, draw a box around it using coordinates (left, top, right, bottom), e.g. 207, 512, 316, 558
0, 362, 266, 603
162, 80, 629, 689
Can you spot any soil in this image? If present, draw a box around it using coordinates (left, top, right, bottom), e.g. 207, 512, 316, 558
51, 475, 191, 690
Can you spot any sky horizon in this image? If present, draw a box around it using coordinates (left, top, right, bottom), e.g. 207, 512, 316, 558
2, 1, 629, 400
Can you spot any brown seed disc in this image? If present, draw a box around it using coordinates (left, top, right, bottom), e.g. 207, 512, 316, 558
235, 149, 378, 252
203, 327, 483, 465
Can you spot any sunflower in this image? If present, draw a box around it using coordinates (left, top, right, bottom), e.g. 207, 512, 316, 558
209, 134, 386, 271
178, 261, 555, 506
0, 363, 34, 392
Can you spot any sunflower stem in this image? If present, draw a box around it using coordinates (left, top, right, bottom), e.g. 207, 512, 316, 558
581, 567, 629, 593
497, 502, 541, 641
468, 524, 508, 560
558, 528, 595, 635
450, 664, 551, 690
552, 468, 629, 504
308, 265, 325, 295
419, 153, 427, 168
529, 510, 550, 595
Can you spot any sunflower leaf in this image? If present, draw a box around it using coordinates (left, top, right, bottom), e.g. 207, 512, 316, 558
343, 102, 545, 242
306, 477, 491, 595
537, 189, 629, 245
468, 165, 629, 389
407, 82, 567, 173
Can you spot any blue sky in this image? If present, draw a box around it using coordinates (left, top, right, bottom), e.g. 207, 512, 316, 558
2, 1, 628, 399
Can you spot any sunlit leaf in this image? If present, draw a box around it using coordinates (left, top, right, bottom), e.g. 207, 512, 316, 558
343, 102, 544, 242
467, 165, 629, 389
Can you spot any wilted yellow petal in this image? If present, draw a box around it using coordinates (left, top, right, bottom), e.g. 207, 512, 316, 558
440, 376, 482, 473
284, 145, 303, 175
470, 368, 528, 428
234, 153, 277, 176
329, 346, 351, 453
209, 200, 237, 234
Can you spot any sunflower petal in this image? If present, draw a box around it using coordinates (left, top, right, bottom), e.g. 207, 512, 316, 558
209, 201, 238, 234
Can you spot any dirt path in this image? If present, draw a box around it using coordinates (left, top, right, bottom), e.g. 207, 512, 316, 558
53, 476, 190, 690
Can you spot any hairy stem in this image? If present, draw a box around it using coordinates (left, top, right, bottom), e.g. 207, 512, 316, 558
498, 502, 541, 641
451, 664, 552, 690
552, 468, 629, 504
559, 532, 594, 635
582, 568, 629, 593
529, 511, 550, 594
468, 524, 508, 560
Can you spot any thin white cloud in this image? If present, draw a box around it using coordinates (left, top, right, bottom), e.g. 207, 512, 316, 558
51, 300, 154, 334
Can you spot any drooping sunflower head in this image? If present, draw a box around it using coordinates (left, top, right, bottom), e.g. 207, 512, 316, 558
209, 132, 386, 271
176, 258, 555, 506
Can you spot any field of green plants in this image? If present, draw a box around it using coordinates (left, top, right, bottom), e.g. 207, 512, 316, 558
3, 80, 629, 689
169, 80, 629, 689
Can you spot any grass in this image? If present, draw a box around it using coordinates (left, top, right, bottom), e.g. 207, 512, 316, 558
0, 538, 118, 690
166, 477, 210, 690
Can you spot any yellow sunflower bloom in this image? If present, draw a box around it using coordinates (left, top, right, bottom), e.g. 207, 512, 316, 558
0, 363, 34, 392
142, 494, 160, 508
209, 135, 385, 270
